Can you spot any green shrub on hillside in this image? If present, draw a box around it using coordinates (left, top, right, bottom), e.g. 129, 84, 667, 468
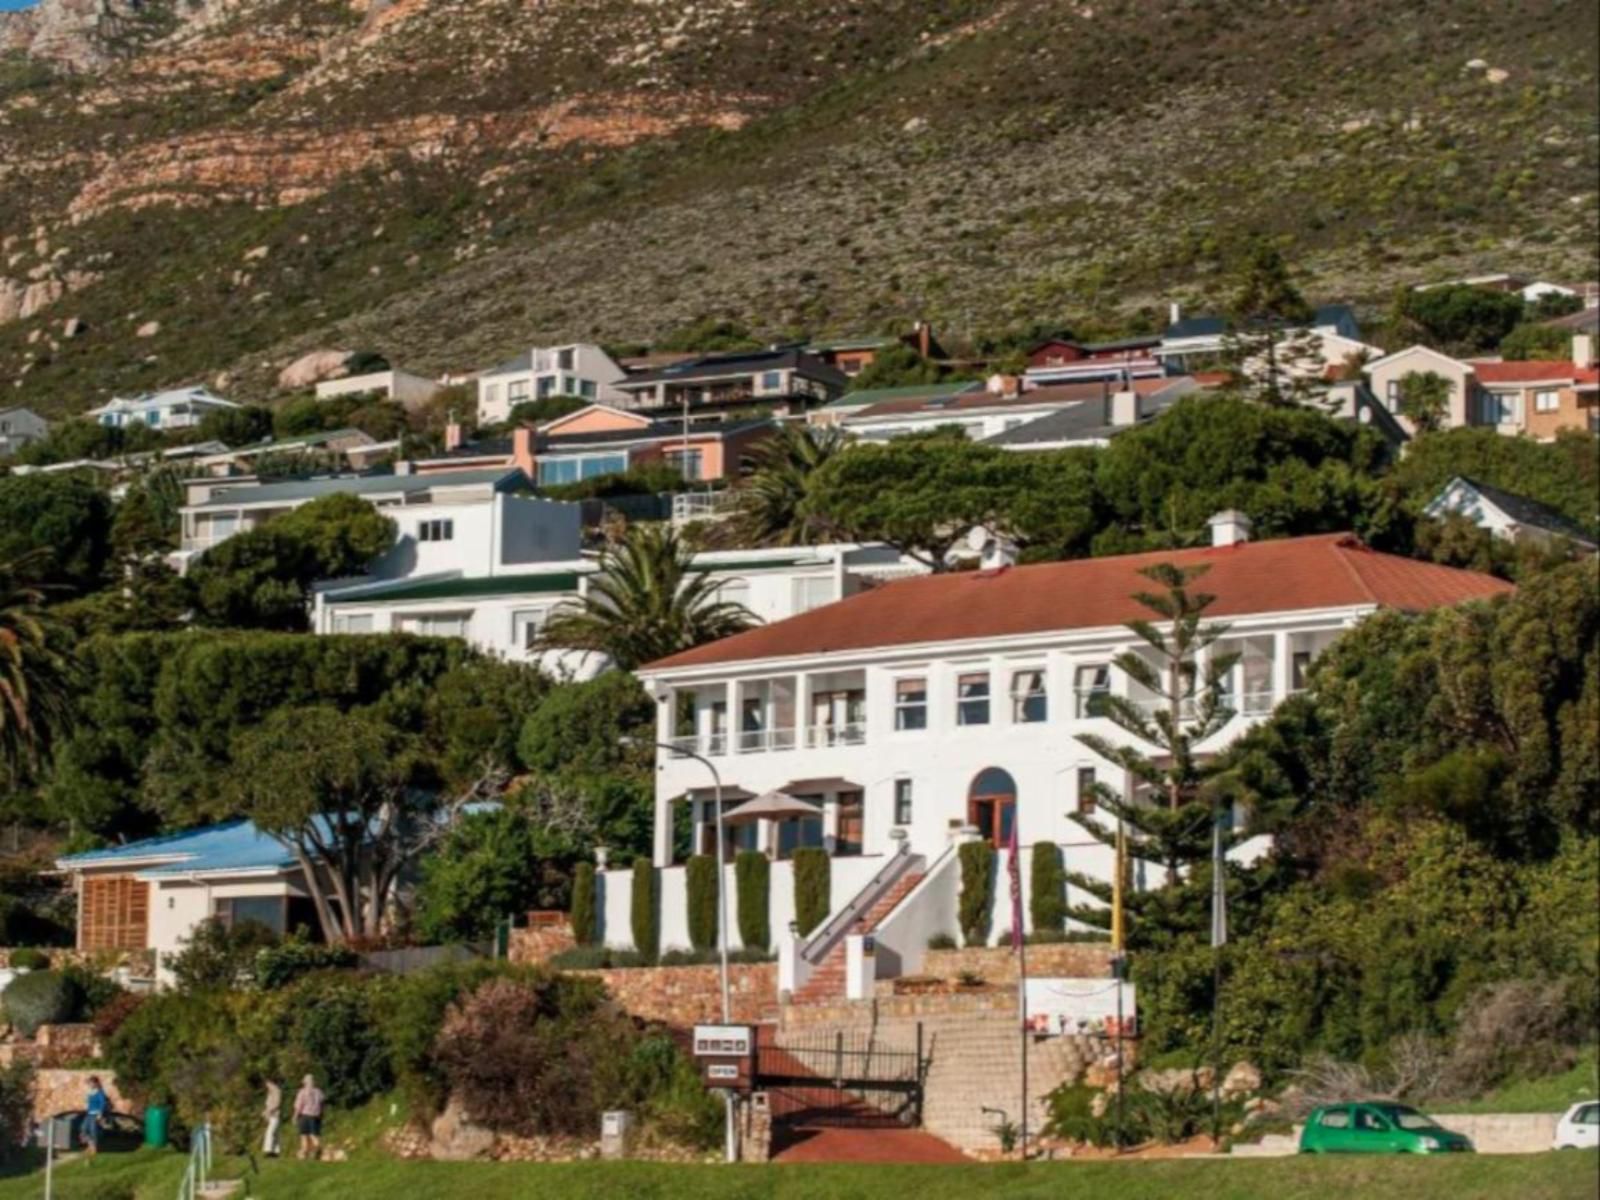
792, 848, 830, 937
959, 842, 994, 948
570, 861, 598, 946
0, 970, 83, 1038
6, 948, 49, 971
1030, 843, 1066, 936
735, 851, 770, 951
686, 855, 718, 951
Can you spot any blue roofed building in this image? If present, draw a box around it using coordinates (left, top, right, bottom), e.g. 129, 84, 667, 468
55, 820, 317, 985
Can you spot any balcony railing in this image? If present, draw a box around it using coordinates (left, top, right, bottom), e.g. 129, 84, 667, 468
805, 723, 866, 748
736, 727, 797, 754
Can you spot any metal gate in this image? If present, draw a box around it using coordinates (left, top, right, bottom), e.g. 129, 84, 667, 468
754, 1024, 928, 1129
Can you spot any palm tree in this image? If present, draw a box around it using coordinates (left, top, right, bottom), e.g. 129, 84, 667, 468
734, 423, 846, 546
0, 554, 75, 781
537, 526, 754, 669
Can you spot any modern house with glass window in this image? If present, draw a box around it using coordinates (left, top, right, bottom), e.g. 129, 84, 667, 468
589, 518, 1512, 1002
475, 343, 630, 425
612, 347, 848, 415
86, 385, 240, 430
516, 404, 777, 486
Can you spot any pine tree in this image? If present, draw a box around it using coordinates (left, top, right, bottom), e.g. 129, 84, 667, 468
1067, 563, 1242, 935
1220, 239, 1324, 408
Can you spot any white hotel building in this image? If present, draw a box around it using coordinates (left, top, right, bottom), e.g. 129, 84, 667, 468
605, 519, 1510, 1003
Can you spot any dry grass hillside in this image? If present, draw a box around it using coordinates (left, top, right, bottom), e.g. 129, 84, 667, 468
1, 0, 1596, 414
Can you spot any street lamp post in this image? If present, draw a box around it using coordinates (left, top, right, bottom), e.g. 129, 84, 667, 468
622, 734, 735, 1160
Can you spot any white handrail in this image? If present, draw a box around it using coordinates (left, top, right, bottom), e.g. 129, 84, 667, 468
176, 1123, 211, 1200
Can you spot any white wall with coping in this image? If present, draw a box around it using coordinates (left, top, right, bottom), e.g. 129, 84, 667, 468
870, 843, 961, 978
597, 855, 886, 954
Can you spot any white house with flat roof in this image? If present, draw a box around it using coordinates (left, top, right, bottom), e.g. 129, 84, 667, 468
315, 368, 442, 410
173, 466, 580, 577
585, 520, 1513, 1005
86, 385, 239, 430
476, 344, 629, 425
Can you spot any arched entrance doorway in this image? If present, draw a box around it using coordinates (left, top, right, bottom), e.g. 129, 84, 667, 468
967, 767, 1017, 848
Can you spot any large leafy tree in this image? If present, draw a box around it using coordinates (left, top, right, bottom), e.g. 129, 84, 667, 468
1069, 563, 1240, 929
1396, 371, 1451, 433
187, 493, 396, 630
0, 554, 75, 786
1220, 238, 1320, 407
733, 422, 847, 546
536, 525, 753, 669
0, 472, 115, 594
799, 436, 1038, 569
1391, 284, 1526, 354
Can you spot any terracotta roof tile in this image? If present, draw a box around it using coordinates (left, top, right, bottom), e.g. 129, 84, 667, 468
1471, 360, 1584, 383
643, 534, 1513, 672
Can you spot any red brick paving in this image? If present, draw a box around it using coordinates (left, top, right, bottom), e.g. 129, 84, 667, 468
772, 1125, 969, 1163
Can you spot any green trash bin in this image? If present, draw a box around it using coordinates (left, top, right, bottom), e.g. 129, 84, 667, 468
144, 1105, 170, 1148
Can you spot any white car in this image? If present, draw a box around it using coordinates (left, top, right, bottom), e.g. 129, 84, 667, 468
1552, 1101, 1599, 1150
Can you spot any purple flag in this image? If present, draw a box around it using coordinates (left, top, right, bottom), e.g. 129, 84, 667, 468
1007, 810, 1023, 953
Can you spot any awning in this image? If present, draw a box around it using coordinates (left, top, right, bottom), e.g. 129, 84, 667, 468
678, 785, 757, 805
722, 791, 825, 826
780, 778, 863, 796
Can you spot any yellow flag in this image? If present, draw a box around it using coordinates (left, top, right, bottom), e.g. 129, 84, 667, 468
1111, 819, 1126, 956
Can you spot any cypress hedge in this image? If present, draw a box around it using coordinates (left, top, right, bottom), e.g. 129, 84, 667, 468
630, 856, 658, 959
686, 854, 718, 951
735, 851, 771, 951
1030, 842, 1066, 935
570, 862, 597, 945
958, 842, 994, 947
792, 848, 831, 937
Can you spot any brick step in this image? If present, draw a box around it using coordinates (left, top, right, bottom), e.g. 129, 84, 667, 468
789, 870, 927, 1006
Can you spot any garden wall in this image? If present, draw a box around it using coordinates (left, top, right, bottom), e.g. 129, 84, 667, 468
921, 943, 1116, 985
571, 962, 779, 1029
29, 1068, 132, 1123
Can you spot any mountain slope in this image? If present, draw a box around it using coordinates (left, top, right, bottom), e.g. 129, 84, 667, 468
1, 0, 1596, 416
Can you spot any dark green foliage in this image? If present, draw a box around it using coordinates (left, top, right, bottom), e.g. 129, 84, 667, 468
792, 847, 830, 937
1391, 284, 1526, 353
1029, 842, 1066, 935
187, 492, 396, 630
254, 936, 359, 990
282, 976, 393, 1109
273, 394, 408, 441
686, 854, 718, 951
958, 842, 993, 947
735, 850, 770, 951
1396, 371, 1451, 433
7, 419, 160, 468
505, 395, 589, 427
846, 342, 942, 391
656, 318, 760, 353
1499, 322, 1578, 360
0, 970, 82, 1037
60, 962, 125, 1021
377, 959, 510, 1120
0, 472, 114, 593
1384, 428, 1598, 538
414, 808, 558, 943
631, 856, 658, 960
518, 673, 653, 777
0, 1060, 32, 1164
6, 947, 49, 971
169, 918, 280, 991
197, 404, 273, 445
570, 861, 598, 946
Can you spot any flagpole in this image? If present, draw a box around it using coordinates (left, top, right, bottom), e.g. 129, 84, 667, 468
1007, 811, 1029, 1158
1210, 808, 1227, 1145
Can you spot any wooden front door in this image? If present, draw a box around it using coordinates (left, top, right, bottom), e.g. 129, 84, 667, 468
835, 792, 864, 855
969, 795, 1016, 848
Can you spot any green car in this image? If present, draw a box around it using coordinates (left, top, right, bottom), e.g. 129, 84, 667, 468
1299, 1102, 1474, 1154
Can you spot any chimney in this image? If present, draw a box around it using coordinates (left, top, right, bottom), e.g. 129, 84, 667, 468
512, 426, 537, 482
1574, 334, 1595, 370
394, 460, 413, 476
1208, 510, 1253, 547
916, 320, 932, 359
444, 419, 463, 452
1109, 388, 1141, 427
986, 373, 1020, 398
1169, 301, 1182, 326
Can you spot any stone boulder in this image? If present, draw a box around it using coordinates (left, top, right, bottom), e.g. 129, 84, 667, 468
278, 349, 353, 390
429, 1095, 495, 1161
1221, 1060, 1263, 1100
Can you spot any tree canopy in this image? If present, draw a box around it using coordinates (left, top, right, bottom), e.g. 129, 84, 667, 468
0, 472, 114, 594
1391, 284, 1526, 354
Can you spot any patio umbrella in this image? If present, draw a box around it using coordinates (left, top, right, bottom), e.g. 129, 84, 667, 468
721, 790, 824, 826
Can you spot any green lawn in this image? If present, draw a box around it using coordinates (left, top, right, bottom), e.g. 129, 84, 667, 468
1435, 1049, 1599, 1115
3, 1148, 1596, 1200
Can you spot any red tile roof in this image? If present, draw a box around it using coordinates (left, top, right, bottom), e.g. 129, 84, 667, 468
851, 377, 1183, 420
644, 534, 1513, 671
1470, 360, 1586, 384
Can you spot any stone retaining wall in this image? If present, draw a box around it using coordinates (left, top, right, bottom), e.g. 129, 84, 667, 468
0, 1024, 100, 1070
506, 915, 576, 967
1434, 1112, 1562, 1154
572, 963, 779, 1029
920, 943, 1115, 985
30, 1068, 132, 1123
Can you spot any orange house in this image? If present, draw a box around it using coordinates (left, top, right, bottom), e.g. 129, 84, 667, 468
512, 404, 777, 486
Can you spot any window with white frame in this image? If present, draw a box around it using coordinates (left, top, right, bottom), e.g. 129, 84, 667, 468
665, 448, 704, 480
511, 608, 549, 651
894, 677, 927, 731
557, 348, 575, 371
1478, 391, 1516, 425
507, 379, 531, 404
760, 371, 783, 392
418, 518, 454, 542
1076, 766, 1097, 814
579, 379, 597, 399
1534, 390, 1560, 413
1074, 663, 1112, 718
332, 612, 374, 634
792, 575, 834, 613
399, 613, 469, 638
894, 778, 914, 825
483, 382, 503, 409
1011, 668, 1047, 723
956, 672, 990, 726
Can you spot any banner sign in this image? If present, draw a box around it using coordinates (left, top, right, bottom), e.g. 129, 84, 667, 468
1023, 978, 1138, 1037
693, 1024, 753, 1057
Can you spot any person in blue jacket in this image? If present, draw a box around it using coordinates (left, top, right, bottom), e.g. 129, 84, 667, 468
83, 1076, 109, 1159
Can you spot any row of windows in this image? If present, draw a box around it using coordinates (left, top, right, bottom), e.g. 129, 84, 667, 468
417, 518, 454, 542
536, 453, 627, 486
893, 666, 1110, 730
332, 607, 552, 647
879, 771, 1101, 831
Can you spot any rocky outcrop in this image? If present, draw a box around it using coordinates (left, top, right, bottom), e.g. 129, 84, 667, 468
277, 349, 352, 389
1, 0, 243, 70
0, 269, 99, 326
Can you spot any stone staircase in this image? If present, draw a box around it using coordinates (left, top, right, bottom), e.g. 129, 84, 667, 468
791, 871, 924, 1006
